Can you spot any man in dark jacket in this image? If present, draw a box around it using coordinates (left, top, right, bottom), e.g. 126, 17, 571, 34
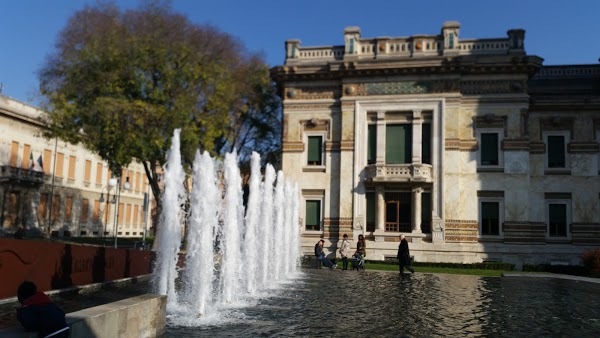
314, 239, 336, 269
16, 281, 70, 338
397, 234, 415, 275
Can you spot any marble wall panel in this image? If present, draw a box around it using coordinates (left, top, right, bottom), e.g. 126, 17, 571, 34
571, 153, 597, 176
504, 151, 529, 174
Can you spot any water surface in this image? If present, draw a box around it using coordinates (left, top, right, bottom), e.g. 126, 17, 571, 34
163, 269, 600, 337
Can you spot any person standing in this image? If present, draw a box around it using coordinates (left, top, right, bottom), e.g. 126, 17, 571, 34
356, 234, 366, 257
397, 234, 415, 274
16, 281, 70, 338
339, 234, 351, 270
314, 239, 336, 269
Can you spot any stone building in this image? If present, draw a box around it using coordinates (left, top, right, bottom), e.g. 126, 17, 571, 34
0, 95, 151, 241
271, 21, 600, 267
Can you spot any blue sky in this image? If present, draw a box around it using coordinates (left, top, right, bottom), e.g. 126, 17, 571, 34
1, 0, 599, 104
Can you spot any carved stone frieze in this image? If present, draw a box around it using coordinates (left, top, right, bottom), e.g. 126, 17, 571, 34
282, 142, 304, 152
445, 138, 477, 151
285, 86, 340, 100
460, 80, 527, 94
285, 103, 339, 110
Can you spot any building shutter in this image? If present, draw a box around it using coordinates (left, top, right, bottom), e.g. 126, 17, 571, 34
481, 133, 498, 165
386, 124, 411, 164
307, 136, 322, 165
367, 125, 377, 164
547, 136, 565, 168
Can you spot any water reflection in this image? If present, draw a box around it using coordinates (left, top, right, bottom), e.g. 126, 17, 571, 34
163, 270, 600, 337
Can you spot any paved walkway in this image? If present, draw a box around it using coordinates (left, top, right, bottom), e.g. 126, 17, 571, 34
502, 272, 600, 284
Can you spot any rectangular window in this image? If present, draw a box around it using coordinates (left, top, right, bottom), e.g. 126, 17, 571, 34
367, 124, 377, 164
96, 163, 103, 185
384, 192, 411, 232
51, 194, 61, 221
38, 193, 48, 224
547, 135, 566, 168
548, 203, 568, 237
480, 133, 499, 166
43, 149, 52, 175
68, 156, 76, 180
305, 200, 321, 231
56, 153, 64, 178
65, 196, 73, 222
422, 123, 431, 164
84, 160, 92, 183
93, 200, 100, 222
118, 203, 124, 224
135, 172, 141, 193
22, 144, 31, 169
133, 205, 139, 227
307, 136, 323, 165
366, 192, 375, 232
10, 141, 19, 167
481, 201, 500, 235
126, 204, 132, 227
80, 199, 89, 223
385, 124, 412, 164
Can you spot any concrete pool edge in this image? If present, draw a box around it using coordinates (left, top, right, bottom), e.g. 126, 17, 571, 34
502, 272, 600, 284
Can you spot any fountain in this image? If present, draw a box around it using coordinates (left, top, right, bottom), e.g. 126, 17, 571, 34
153, 129, 301, 324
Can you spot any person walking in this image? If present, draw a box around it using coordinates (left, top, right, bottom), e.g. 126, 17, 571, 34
314, 239, 336, 269
339, 234, 351, 270
397, 234, 415, 275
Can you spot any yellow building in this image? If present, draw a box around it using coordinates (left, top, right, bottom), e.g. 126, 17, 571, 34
0, 95, 151, 242
271, 21, 600, 267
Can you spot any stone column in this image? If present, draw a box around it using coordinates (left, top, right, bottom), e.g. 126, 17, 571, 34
376, 111, 386, 164
376, 186, 385, 231
412, 110, 423, 164
411, 187, 422, 233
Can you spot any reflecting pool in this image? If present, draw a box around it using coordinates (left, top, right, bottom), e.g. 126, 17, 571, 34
163, 269, 600, 337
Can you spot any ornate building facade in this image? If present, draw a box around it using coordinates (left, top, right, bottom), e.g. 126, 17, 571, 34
271, 21, 600, 267
0, 95, 151, 240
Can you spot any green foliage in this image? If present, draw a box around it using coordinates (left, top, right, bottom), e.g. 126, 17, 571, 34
38, 2, 281, 210
523, 264, 589, 276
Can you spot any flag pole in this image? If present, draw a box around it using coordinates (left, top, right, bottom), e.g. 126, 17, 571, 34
46, 137, 58, 238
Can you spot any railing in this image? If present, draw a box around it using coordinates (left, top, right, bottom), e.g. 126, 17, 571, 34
286, 37, 514, 64
0, 165, 44, 184
365, 163, 433, 182
296, 46, 344, 61
457, 38, 510, 55
385, 222, 411, 232
533, 65, 600, 79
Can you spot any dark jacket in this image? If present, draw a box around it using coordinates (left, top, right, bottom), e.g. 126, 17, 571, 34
314, 243, 324, 257
17, 292, 69, 338
397, 239, 411, 266
356, 240, 366, 256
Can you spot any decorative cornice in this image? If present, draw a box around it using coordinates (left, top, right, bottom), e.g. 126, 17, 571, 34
568, 142, 599, 153
284, 103, 339, 110
461, 80, 527, 94
529, 142, 545, 154
445, 138, 477, 151
502, 139, 530, 151
285, 86, 340, 100
477, 190, 504, 198
282, 142, 304, 152
302, 189, 325, 197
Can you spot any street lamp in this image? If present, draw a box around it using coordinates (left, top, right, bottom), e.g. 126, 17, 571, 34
99, 178, 118, 246
112, 176, 131, 248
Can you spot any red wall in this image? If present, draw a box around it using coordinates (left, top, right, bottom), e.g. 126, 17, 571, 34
0, 238, 153, 299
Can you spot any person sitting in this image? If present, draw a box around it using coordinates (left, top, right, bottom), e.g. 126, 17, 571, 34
16, 281, 70, 338
314, 239, 336, 270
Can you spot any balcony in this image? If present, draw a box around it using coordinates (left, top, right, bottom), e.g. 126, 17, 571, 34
365, 163, 433, 183
0, 165, 44, 186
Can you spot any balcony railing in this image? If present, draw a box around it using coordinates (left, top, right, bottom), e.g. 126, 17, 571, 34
0, 165, 44, 185
365, 163, 433, 182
